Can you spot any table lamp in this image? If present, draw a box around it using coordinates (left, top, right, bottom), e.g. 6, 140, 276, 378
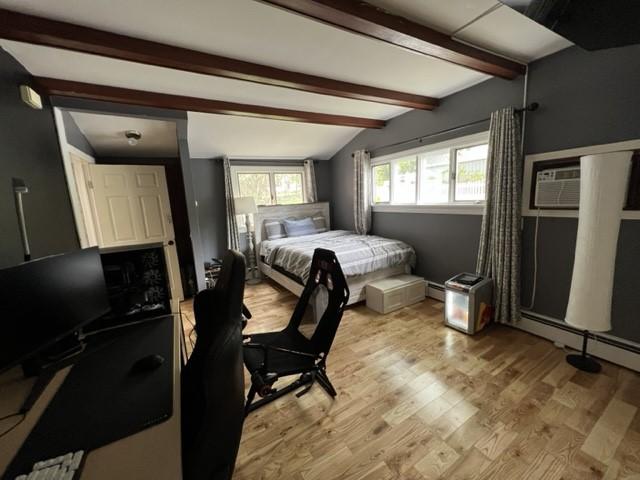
234, 196, 260, 284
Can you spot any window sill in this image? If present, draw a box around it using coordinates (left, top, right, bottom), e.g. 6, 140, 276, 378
372, 203, 485, 215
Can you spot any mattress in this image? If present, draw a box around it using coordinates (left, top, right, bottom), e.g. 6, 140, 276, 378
260, 230, 416, 283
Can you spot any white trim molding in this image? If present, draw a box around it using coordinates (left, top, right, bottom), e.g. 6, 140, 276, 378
53, 107, 97, 248
426, 281, 445, 301
373, 203, 484, 215
522, 139, 640, 220
519, 310, 640, 372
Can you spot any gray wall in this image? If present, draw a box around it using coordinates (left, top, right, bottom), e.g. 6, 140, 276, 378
330, 44, 640, 342
61, 110, 94, 157
191, 158, 227, 262
330, 71, 524, 285
0, 49, 79, 267
330, 75, 524, 231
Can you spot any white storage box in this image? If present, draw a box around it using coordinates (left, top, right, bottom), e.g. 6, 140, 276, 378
365, 275, 425, 314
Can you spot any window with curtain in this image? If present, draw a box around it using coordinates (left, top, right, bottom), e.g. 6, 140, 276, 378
231, 165, 307, 206
371, 132, 489, 208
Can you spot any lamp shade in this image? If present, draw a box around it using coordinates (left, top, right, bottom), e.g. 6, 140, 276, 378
565, 151, 632, 332
234, 196, 258, 215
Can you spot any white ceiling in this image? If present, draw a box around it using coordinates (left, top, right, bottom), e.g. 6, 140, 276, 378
187, 112, 361, 159
70, 112, 179, 157
0, 0, 572, 160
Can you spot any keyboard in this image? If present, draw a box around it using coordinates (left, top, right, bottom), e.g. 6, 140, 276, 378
13, 450, 84, 480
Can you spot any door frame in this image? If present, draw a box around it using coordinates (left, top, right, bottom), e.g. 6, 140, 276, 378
53, 107, 97, 248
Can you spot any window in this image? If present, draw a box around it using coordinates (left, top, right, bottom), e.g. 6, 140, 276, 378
274, 173, 304, 205
392, 157, 416, 204
419, 148, 450, 204
237, 173, 272, 206
370, 132, 489, 212
230, 165, 307, 207
372, 163, 390, 203
454, 144, 488, 201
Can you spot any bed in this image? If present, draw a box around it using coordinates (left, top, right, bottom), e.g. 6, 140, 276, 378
255, 202, 416, 305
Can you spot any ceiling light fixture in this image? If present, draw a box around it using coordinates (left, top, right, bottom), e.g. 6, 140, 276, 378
125, 130, 142, 146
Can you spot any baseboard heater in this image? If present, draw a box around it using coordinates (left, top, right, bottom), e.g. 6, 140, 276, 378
520, 310, 640, 355
426, 281, 445, 301
425, 280, 640, 371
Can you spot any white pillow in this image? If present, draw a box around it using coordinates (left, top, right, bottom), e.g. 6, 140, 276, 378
312, 213, 328, 233
264, 219, 286, 240
283, 217, 317, 237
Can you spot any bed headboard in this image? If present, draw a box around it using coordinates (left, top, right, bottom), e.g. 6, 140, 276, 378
254, 201, 331, 246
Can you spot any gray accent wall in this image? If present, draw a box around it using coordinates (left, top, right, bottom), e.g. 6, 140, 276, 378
330, 44, 640, 343
61, 110, 94, 157
0, 49, 79, 268
191, 158, 227, 263
330, 72, 524, 286
330, 75, 524, 231
374, 213, 482, 284
525, 45, 640, 154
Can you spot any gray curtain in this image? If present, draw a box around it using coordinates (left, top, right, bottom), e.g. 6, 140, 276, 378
476, 107, 522, 324
353, 149, 371, 235
223, 156, 240, 251
303, 159, 318, 203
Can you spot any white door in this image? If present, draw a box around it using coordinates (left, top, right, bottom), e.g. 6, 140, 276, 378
69, 152, 99, 247
86, 164, 184, 301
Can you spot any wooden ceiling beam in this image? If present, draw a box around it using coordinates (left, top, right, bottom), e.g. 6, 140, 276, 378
258, 0, 526, 79
34, 77, 386, 129
0, 8, 438, 110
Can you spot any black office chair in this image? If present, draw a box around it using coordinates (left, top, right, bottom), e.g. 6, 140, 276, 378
243, 248, 350, 415
181, 250, 246, 480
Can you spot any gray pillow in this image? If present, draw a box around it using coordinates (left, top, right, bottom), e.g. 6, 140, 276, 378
283, 217, 317, 237
312, 213, 328, 233
264, 219, 286, 240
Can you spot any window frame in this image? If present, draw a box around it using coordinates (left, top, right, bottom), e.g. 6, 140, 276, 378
372, 162, 391, 204
370, 132, 489, 215
230, 164, 307, 207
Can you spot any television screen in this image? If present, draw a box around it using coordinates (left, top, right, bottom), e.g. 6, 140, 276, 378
499, 0, 640, 50
0, 247, 110, 372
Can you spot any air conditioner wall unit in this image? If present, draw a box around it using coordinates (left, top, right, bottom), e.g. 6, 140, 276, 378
534, 166, 581, 208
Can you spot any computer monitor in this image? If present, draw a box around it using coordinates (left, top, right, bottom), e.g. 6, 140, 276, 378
0, 247, 111, 373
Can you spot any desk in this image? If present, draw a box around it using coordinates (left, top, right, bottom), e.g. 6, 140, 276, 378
0, 315, 182, 479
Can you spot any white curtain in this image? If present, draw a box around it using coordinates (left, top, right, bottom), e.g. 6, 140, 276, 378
303, 159, 318, 203
353, 149, 371, 235
222, 157, 240, 251
476, 108, 522, 325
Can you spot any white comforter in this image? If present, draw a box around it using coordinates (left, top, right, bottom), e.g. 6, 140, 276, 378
260, 230, 416, 282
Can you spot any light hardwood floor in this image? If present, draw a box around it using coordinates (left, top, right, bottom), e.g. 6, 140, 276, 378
181, 281, 640, 480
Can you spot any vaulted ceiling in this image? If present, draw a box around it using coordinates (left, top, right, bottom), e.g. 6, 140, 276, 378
0, 0, 570, 159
